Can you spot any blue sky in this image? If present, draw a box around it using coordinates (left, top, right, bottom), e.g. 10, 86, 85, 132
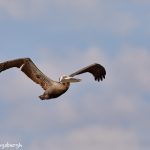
0, 0, 150, 150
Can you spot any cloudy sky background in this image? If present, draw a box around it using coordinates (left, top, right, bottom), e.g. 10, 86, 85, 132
0, 0, 150, 150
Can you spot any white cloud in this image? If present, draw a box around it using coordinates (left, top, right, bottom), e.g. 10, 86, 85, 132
0, 0, 28, 19
29, 126, 139, 150
0, 0, 99, 20
1, 46, 149, 119
0, 47, 150, 150
118, 46, 150, 91
0, 69, 42, 101
0, 0, 139, 37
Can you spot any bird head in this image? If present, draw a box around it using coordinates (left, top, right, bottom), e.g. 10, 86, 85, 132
59, 75, 81, 83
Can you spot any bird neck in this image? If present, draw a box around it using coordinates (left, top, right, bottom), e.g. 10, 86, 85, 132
62, 82, 70, 88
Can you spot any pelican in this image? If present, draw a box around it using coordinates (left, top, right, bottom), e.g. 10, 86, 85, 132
0, 58, 106, 100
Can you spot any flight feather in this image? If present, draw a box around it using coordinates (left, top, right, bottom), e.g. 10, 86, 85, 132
70, 63, 106, 81
0, 58, 53, 90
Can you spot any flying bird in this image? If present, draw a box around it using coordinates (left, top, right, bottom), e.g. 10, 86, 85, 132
0, 58, 106, 100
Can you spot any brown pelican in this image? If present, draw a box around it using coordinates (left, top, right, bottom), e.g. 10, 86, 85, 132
0, 58, 106, 100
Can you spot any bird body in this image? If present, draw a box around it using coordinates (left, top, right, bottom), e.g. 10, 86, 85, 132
39, 82, 70, 100
0, 58, 106, 100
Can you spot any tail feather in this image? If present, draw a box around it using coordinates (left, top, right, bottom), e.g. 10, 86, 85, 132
39, 94, 49, 100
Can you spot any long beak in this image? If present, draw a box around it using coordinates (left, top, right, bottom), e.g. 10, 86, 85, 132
61, 76, 81, 83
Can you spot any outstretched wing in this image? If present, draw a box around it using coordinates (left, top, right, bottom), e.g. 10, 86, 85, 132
70, 63, 106, 82
0, 58, 53, 90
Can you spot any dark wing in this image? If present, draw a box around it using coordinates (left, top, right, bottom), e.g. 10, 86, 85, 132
70, 63, 106, 82
0, 58, 53, 90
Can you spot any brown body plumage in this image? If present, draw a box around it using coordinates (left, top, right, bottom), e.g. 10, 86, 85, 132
39, 82, 70, 100
0, 58, 106, 100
